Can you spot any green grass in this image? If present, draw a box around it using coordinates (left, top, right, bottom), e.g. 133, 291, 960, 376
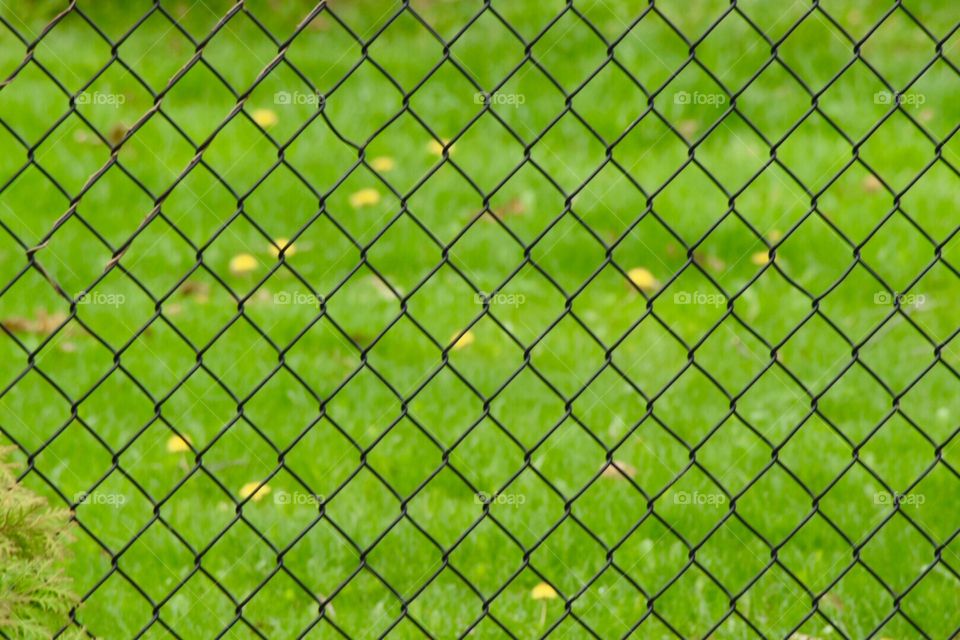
2, 0, 960, 637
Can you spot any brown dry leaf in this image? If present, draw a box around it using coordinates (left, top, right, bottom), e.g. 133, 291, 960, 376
707, 255, 727, 272
693, 251, 726, 273
823, 592, 844, 611
108, 123, 128, 146
180, 281, 210, 303
2, 310, 67, 336
601, 460, 636, 479
919, 108, 935, 123
307, 15, 330, 31
36, 310, 66, 333
862, 174, 883, 193
1, 317, 33, 333
495, 198, 527, 218
348, 331, 371, 346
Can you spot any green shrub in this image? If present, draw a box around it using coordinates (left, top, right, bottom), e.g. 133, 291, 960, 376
0, 448, 76, 639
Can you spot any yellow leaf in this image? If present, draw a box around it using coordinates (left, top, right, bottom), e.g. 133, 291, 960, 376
229, 253, 259, 275
1, 311, 67, 336
349, 188, 381, 208
166, 435, 191, 453
427, 139, 455, 156
252, 108, 278, 128
750, 251, 770, 266
627, 267, 659, 292
693, 251, 725, 272
239, 482, 271, 502
531, 582, 558, 600
451, 330, 475, 351
269, 238, 297, 258
492, 198, 526, 219
370, 156, 395, 172
180, 281, 210, 302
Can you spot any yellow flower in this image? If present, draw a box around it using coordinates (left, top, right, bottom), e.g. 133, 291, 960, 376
531, 582, 558, 600
166, 434, 191, 453
229, 253, 259, 275
427, 139, 455, 156
269, 238, 297, 258
370, 156, 395, 172
252, 108, 278, 128
751, 251, 771, 266
627, 267, 659, 292
349, 188, 381, 208
451, 330, 475, 351
239, 482, 271, 502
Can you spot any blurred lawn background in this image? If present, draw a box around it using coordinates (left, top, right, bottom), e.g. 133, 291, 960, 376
2, 0, 960, 637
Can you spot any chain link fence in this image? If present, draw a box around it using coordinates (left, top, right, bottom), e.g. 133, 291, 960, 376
1, 0, 959, 638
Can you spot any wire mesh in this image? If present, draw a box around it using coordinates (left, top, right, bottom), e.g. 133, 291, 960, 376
0, 0, 959, 638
